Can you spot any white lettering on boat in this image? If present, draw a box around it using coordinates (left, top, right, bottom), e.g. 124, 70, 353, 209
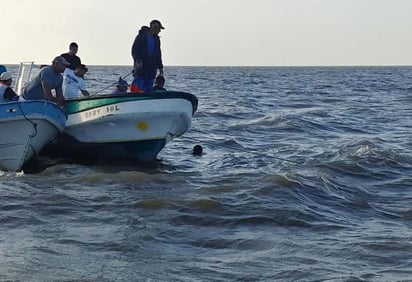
84, 109, 101, 119
83, 105, 120, 119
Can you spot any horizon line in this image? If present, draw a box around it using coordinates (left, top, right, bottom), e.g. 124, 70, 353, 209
0, 61, 412, 68
2, 63, 412, 68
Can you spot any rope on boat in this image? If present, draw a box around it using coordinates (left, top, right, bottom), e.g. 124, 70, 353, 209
90, 70, 133, 96
17, 101, 37, 138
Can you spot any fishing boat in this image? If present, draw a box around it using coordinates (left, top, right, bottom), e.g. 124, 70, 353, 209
0, 100, 67, 171
42, 91, 198, 163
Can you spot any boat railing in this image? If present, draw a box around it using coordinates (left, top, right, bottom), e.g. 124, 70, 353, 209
15, 62, 34, 96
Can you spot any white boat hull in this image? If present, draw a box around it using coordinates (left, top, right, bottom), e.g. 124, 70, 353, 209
66, 98, 193, 144
0, 101, 67, 171
43, 92, 198, 162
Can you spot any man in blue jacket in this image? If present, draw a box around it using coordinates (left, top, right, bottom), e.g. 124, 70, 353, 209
131, 19, 164, 93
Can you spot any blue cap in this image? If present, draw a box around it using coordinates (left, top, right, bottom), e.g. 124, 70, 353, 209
0, 65, 7, 74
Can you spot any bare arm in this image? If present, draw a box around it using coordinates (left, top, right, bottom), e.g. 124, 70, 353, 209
42, 80, 64, 106
41, 80, 55, 101
55, 87, 64, 106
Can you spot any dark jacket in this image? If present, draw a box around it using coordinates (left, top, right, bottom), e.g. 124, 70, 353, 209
61, 53, 81, 71
131, 26, 163, 78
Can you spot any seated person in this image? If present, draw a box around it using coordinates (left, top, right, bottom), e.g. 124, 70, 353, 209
112, 77, 129, 94
153, 75, 166, 92
63, 64, 90, 99
0, 71, 19, 102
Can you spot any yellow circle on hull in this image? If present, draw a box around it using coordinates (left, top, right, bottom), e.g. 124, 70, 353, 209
137, 121, 148, 131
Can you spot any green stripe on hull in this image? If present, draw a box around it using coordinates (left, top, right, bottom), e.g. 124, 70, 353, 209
64, 92, 199, 115
64, 96, 153, 114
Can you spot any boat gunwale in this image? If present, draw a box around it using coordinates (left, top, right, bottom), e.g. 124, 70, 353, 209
65, 91, 198, 115
0, 100, 67, 132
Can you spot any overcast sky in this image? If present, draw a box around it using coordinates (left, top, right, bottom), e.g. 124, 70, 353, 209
2, 0, 412, 66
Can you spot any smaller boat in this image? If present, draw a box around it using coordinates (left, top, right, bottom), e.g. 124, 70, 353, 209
43, 91, 198, 163
0, 100, 67, 171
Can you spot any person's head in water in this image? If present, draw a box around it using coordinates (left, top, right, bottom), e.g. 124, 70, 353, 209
192, 145, 203, 156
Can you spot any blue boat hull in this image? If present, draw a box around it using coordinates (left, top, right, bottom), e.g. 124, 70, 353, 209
0, 100, 67, 171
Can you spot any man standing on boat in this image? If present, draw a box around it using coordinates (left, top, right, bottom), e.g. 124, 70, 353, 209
61, 42, 82, 72
21, 56, 69, 107
131, 19, 164, 93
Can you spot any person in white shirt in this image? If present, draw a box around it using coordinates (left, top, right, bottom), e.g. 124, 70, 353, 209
63, 64, 89, 99
0, 71, 19, 103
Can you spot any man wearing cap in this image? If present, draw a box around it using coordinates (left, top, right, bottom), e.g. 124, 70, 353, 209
131, 19, 165, 93
0, 71, 19, 103
21, 56, 69, 107
62, 64, 90, 99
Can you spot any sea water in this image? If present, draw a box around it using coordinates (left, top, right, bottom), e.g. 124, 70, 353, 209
0, 65, 411, 281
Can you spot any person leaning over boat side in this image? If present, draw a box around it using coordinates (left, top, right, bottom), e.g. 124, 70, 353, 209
131, 19, 164, 93
63, 64, 90, 99
0, 71, 19, 103
153, 75, 166, 92
21, 56, 69, 107
61, 42, 82, 72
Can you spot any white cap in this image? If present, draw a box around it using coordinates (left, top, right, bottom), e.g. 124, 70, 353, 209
0, 71, 12, 81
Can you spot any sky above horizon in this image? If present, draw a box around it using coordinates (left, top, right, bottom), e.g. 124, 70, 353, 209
2, 0, 412, 66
